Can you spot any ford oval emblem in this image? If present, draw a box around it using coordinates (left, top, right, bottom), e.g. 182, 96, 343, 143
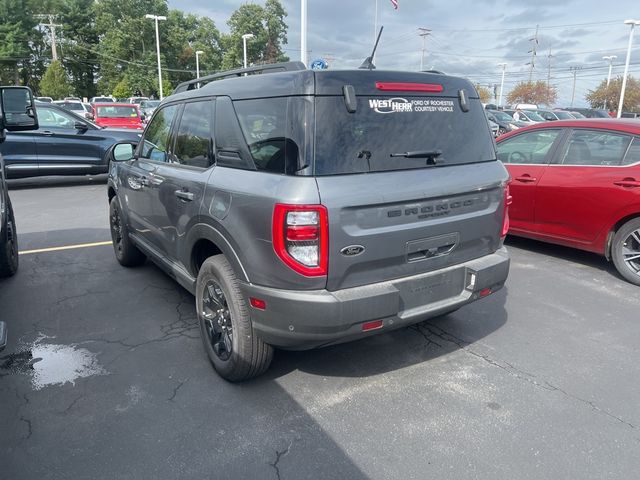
340, 245, 365, 257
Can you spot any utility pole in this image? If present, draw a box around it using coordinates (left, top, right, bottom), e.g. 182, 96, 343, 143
145, 14, 167, 100
569, 66, 582, 107
547, 49, 553, 102
497, 63, 507, 107
301, 0, 308, 67
36, 14, 62, 61
602, 55, 617, 110
527, 24, 539, 82
418, 28, 431, 71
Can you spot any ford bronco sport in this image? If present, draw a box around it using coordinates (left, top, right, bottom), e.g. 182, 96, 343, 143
107, 62, 511, 381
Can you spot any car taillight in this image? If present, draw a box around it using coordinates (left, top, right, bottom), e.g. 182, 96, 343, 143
273, 204, 328, 277
501, 184, 512, 237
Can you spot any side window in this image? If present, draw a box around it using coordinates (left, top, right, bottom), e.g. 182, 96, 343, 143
497, 129, 560, 164
214, 96, 255, 170
173, 100, 213, 169
139, 104, 178, 163
234, 97, 308, 175
622, 137, 640, 165
37, 107, 76, 129
560, 129, 632, 166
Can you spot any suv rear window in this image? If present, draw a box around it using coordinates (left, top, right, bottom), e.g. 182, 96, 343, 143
313, 96, 496, 175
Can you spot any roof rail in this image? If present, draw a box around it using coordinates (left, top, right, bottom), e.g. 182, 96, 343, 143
172, 61, 307, 95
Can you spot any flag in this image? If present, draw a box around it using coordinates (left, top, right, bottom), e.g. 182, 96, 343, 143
390, 0, 398, 9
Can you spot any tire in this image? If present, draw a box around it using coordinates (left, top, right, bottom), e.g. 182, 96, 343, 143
196, 255, 273, 382
109, 197, 145, 267
0, 197, 19, 277
611, 217, 640, 286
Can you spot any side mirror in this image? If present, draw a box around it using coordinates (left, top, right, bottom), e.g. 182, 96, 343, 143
0, 86, 38, 131
140, 114, 146, 122
113, 143, 135, 162
74, 121, 88, 131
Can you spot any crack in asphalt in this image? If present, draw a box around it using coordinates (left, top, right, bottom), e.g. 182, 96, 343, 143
268, 441, 293, 480
62, 394, 84, 414
417, 321, 638, 432
168, 379, 188, 402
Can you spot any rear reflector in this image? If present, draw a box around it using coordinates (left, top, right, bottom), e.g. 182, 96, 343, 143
249, 297, 266, 310
479, 288, 492, 298
501, 184, 512, 237
375, 82, 443, 92
362, 320, 384, 332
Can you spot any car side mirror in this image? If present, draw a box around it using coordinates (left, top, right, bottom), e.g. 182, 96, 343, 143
113, 143, 135, 162
74, 121, 88, 131
140, 114, 146, 122
0, 86, 39, 131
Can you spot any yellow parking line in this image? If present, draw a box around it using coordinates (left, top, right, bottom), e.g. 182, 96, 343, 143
19, 241, 112, 255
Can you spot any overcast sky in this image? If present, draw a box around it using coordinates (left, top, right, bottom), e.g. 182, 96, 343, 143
168, 0, 640, 107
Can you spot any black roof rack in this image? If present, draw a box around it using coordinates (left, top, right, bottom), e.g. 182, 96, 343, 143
172, 61, 307, 95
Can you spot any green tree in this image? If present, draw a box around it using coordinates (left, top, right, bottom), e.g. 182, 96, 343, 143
39, 60, 73, 98
506, 81, 557, 106
0, 0, 39, 84
221, 0, 289, 70
112, 78, 133, 98
586, 76, 640, 113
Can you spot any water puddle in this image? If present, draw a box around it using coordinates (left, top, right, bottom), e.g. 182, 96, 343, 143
0, 336, 106, 389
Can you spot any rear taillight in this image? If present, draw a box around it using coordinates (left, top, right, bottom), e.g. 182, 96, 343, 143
273, 204, 328, 277
375, 82, 444, 92
501, 184, 512, 237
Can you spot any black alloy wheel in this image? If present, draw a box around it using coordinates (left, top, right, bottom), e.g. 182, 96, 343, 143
201, 280, 233, 361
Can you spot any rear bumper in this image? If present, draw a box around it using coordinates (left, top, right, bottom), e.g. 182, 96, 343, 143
240, 247, 510, 350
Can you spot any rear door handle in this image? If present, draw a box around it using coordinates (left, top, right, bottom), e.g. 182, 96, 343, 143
514, 174, 537, 183
174, 190, 194, 202
42, 131, 54, 136
613, 178, 640, 188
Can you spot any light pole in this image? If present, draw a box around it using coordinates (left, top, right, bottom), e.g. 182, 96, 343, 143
242, 33, 254, 69
617, 19, 640, 118
301, 0, 308, 66
497, 63, 507, 107
418, 28, 431, 71
602, 55, 617, 110
195, 50, 204, 78
145, 14, 167, 100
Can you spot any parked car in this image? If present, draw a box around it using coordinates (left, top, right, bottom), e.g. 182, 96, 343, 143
486, 109, 527, 135
552, 110, 576, 120
496, 118, 640, 285
53, 100, 94, 120
534, 109, 561, 121
568, 111, 587, 118
568, 107, 610, 118
108, 62, 511, 381
504, 109, 545, 123
35, 96, 53, 103
488, 118, 499, 137
90, 96, 115, 103
93, 103, 144, 130
127, 96, 149, 105
0, 102, 141, 179
138, 99, 160, 120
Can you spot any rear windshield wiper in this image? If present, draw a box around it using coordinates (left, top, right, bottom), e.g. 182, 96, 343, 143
390, 149, 442, 163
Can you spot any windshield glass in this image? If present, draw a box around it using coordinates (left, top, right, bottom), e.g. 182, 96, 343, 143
553, 110, 574, 120
140, 100, 160, 108
313, 96, 496, 175
58, 102, 84, 111
97, 106, 139, 118
491, 111, 515, 122
524, 111, 545, 122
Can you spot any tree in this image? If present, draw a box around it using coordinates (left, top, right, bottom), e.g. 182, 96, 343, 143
586, 76, 640, 113
221, 0, 289, 70
39, 60, 73, 98
474, 84, 492, 104
506, 81, 557, 106
0, 0, 40, 84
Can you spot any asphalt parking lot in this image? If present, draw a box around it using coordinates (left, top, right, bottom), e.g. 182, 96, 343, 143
1, 177, 640, 479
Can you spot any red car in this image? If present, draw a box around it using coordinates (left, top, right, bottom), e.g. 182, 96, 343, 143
92, 102, 144, 130
496, 119, 640, 285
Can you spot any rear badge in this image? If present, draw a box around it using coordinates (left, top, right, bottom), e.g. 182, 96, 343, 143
340, 245, 365, 257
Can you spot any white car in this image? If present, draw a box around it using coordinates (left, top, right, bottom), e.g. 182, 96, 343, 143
53, 100, 94, 120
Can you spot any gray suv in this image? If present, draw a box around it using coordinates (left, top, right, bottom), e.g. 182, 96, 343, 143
107, 63, 511, 381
